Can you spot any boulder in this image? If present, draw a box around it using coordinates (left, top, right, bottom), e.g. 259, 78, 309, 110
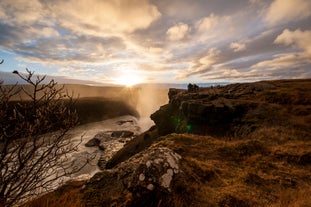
111, 130, 134, 138
116, 120, 136, 125
85, 138, 100, 147
84, 147, 184, 207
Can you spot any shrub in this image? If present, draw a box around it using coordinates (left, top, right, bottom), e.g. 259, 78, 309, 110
0, 68, 86, 207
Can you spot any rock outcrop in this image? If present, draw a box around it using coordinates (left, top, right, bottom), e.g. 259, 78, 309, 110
151, 80, 307, 137
83, 147, 186, 207
105, 126, 159, 169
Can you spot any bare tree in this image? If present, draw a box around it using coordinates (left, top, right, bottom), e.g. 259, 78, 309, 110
0, 68, 86, 207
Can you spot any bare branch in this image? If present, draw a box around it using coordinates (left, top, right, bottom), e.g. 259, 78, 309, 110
0, 69, 88, 207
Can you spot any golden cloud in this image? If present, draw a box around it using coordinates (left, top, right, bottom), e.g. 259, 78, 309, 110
166, 23, 190, 41
0, 0, 46, 25
265, 0, 311, 24
196, 13, 231, 32
230, 42, 246, 52
176, 48, 220, 79
49, 0, 161, 35
251, 53, 307, 69
274, 29, 311, 57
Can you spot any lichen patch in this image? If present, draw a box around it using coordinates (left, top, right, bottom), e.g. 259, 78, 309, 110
160, 169, 174, 189
139, 173, 145, 181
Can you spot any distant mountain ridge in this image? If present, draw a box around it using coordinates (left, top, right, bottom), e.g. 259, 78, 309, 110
1, 71, 230, 88
0, 71, 105, 85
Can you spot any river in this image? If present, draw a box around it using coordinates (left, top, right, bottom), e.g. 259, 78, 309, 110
61, 115, 150, 182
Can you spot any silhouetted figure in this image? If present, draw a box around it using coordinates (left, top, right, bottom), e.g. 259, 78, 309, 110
188, 83, 193, 92
188, 83, 199, 92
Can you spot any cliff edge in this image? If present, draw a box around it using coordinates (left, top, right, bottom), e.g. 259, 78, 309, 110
151, 80, 311, 138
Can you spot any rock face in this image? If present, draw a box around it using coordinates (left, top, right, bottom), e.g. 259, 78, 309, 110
84, 147, 184, 207
105, 127, 159, 169
151, 81, 288, 136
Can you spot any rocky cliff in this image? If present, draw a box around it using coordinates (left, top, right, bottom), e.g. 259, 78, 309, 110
151, 80, 311, 138
26, 79, 311, 207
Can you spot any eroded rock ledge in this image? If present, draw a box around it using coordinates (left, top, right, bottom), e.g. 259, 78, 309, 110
151, 80, 311, 137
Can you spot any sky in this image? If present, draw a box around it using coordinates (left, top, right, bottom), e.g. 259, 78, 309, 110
0, 0, 311, 85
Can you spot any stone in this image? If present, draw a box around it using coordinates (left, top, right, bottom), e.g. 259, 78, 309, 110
111, 130, 134, 138
85, 138, 100, 147
84, 147, 184, 206
116, 120, 135, 125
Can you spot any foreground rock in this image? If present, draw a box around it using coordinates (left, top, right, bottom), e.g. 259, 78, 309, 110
83, 147, 186, 207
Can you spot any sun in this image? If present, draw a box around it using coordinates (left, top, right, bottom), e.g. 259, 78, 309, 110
115, 74, 143, 87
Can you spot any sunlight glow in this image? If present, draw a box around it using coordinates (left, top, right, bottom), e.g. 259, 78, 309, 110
115, 74, 143, 87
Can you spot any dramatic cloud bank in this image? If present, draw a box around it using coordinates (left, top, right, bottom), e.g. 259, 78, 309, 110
0, 0, 310, 84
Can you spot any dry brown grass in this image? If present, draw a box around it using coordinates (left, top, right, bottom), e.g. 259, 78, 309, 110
154, 127, 311, 206
22, 181, 85, 207
269, 187, 311, 207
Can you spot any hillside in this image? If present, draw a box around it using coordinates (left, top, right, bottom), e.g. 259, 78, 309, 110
25, 79, 311, 207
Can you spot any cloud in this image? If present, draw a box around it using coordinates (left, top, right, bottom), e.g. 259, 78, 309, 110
230, 42, 246, 52
0, 0, 46, 26
196, 13, 229, 32
0, 0, 311, 83
48, 0, 161, 36
251, 53, 308, 69
177, 48, 220, 79
137, 63, 169, 71
251, 29, 311, 74
148, 47, 164, 54
194, 13, 234, 43
0, 0, 164, 82
265, 0, 311, 24
196, 14, 219, 31
201, 67, 245, 81
166, 23, 190, 41
274, 29, 311, 56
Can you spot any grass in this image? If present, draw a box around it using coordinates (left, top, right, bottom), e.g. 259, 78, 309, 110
153, 127, 311, 206
268, 187, 311, 207
22, 181, 85, 207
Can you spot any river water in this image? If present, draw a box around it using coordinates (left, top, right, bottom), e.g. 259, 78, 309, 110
62, 115, 149, 181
